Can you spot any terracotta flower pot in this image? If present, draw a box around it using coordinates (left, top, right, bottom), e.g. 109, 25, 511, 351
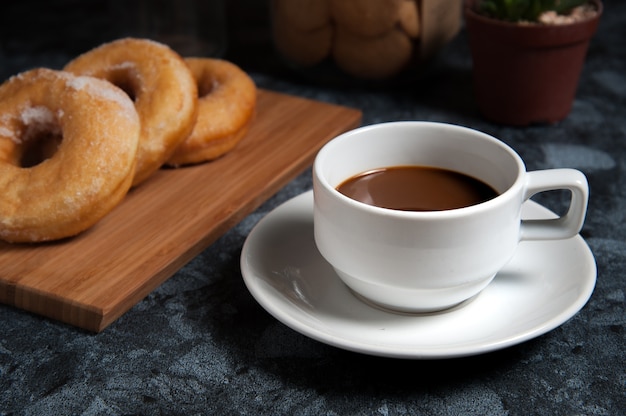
464, 0, 602, 125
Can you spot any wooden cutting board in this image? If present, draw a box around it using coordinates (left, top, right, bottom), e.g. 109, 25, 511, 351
0, 89, 362, 332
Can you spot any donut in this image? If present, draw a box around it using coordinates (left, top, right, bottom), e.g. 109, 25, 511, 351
330, 0, 402, 37
64, 38, 198, 186
332, 26, 413, 79
166, 58, 256, 166
0, 68, 140, 243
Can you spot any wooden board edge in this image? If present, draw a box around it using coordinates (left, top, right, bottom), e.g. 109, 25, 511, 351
0, 91, 363, 333
97, 103, 362, 333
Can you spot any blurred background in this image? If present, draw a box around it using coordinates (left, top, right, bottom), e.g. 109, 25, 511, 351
0, 0, 284, 80
0, 0, 465, 86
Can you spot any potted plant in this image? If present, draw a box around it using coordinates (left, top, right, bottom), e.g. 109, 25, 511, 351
464, 0, 603, 125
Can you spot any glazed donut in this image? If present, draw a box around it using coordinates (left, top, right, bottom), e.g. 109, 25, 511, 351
166, 58, 256, 166
64, 38, 198, 186
0, 68, 140, 243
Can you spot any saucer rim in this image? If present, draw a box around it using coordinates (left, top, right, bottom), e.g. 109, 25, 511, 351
240, 191, 597, 359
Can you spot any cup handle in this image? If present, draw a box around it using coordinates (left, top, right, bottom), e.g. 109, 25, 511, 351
520, 169, 589, 241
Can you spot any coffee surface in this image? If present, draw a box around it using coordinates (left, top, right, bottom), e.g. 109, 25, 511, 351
336, 166, 498, 211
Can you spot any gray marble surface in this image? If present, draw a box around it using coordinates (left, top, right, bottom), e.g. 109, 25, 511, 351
1, 1, 625, 414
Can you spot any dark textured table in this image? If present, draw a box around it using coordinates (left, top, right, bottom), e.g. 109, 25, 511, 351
1, 1, 624, 414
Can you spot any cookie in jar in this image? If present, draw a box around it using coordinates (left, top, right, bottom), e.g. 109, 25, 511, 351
270, 0, 462, 84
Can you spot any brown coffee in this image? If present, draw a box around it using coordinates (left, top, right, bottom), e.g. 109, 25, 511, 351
336, 165, 498, 211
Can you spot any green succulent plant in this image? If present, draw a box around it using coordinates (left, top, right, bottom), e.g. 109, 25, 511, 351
477, 0, 588, 22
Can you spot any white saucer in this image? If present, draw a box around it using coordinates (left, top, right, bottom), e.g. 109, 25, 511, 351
240, 191, 596, 359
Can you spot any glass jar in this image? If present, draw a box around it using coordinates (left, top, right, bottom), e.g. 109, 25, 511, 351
270, 0, 462, 85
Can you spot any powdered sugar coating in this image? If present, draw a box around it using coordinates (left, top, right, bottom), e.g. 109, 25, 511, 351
0, 126, 15, 141
19, 106, 62, 144
66, 74, 137, 120
20, 105, 55, 126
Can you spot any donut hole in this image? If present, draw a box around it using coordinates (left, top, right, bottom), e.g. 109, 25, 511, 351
19, 131, 63, 168
108, 67, 142, 102
17, 106, 63, 168
197, 76, 219, 98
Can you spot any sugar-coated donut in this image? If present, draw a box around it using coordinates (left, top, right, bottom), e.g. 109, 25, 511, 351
166, 58, 256, 166
64, 38, 198, 186
0, 68, 140, 243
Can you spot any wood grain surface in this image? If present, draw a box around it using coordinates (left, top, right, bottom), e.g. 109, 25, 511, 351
0, 89, 362, 332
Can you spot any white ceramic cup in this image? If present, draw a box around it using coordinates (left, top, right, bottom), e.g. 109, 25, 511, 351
313, 121, 589, 313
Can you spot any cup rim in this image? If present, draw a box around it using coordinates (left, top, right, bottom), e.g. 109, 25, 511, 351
313, 121, 527, 219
